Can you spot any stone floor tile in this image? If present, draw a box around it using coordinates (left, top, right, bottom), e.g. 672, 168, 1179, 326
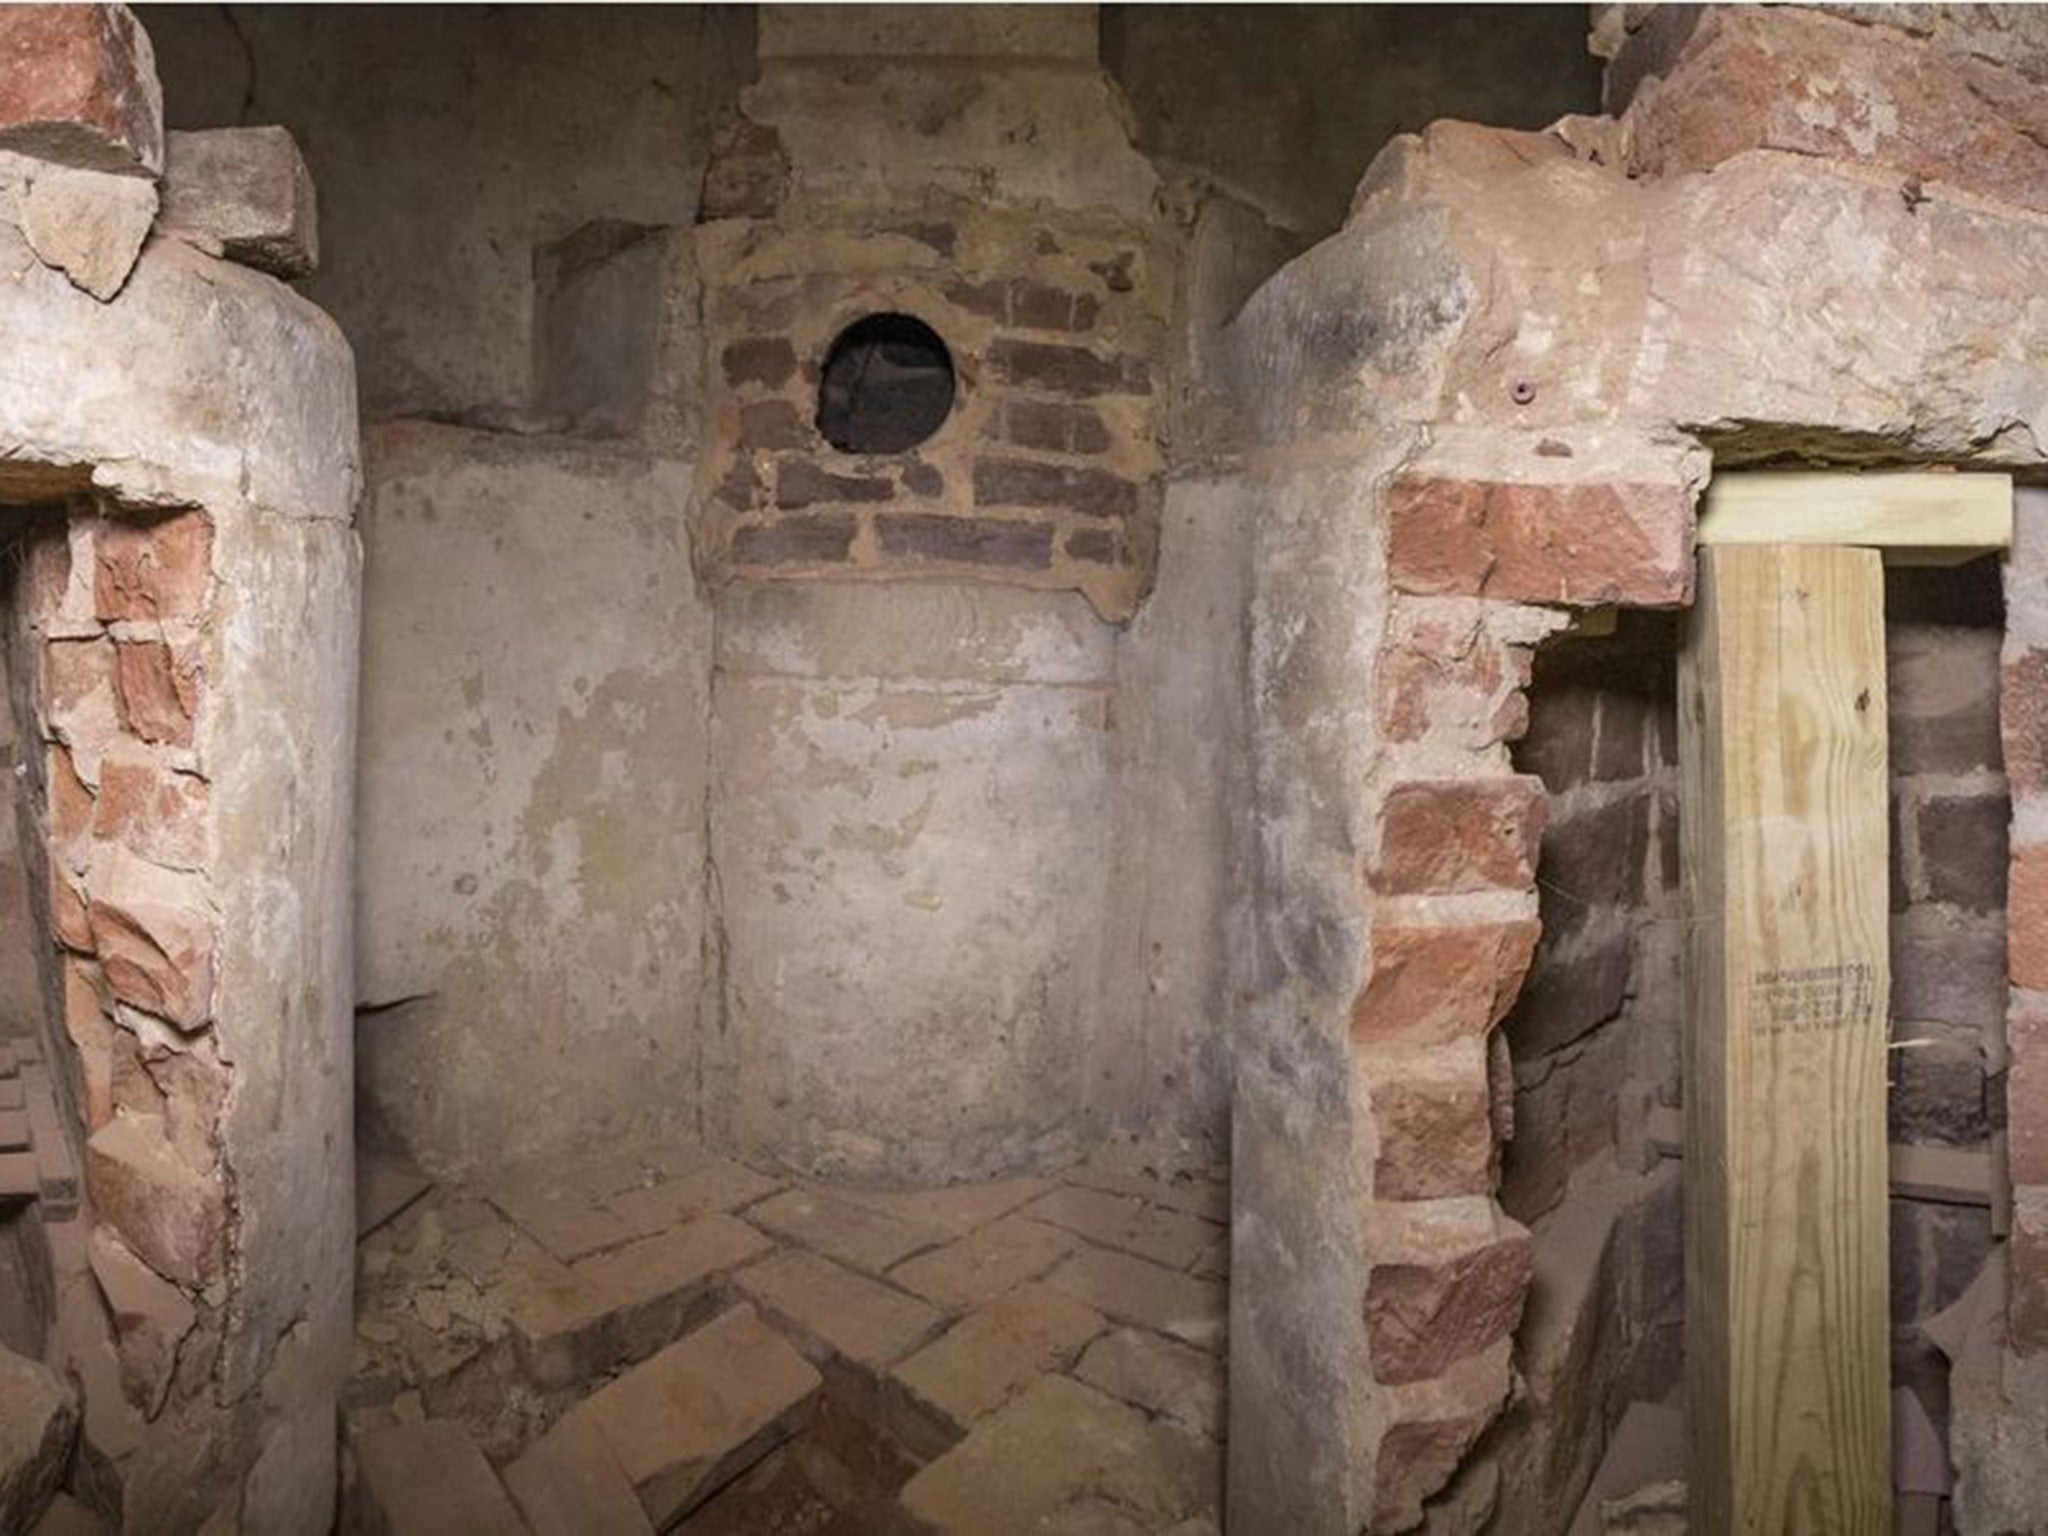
1044, 1247, 1226, 1353
1067, 1155, 1230, 1223
604, 1158, 780, 1239
887, 1215, 1077, 1310
352, 1419, 528, 1535
736, 1249, 947, 1373
495, 1233, 616, 1389
890, 1282, 1105, 1441
1074, 1326, 1225, 1440
822, 1177, 1057, 1238
552, 1304, 821, 1528
504, 1413, 655, 1536
484, 1182, 637, 1264
1023, 1185, 1220, 1271
748, 1188, 946, 1274
897, 1373, 1219, 1536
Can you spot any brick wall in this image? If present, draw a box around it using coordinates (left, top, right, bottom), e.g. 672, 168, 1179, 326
693, 117, 1169, 623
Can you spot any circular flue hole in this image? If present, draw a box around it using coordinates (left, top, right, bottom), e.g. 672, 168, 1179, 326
815, 313, 955, 454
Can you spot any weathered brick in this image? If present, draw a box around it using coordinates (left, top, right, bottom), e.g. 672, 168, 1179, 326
0, 4, 162, 176
1351, 919, 1540, 1048
1379, 614, 1531, 748
775, 459, 893, 510
47, 744, 94, 851
1888, 1020, 1989, 1148
1892, 626, 2001, 776
1538, 791, 1652, 913
157, 125, 318, 278
2009, 1187, 2048, 1356
113, 638, 202, 747
1504, 927, 1633, 1059
94, 511, 213, 622
2004, 646, 2048, 794
901, 460, 944, 497
2013, 844, 2048, 993
987, 338, 1150, 398
1516, 685, 1598, 793
85, 1112, 228, 1287
720, 337, 798, 391
2009, 994, 2048, 1186
1373, 1410, 1496, 1532
1894, 906, 2006, 1031
1366, 1231, 1533, 1384
1372, 777, 1545, 896
700, 116, 789, 222
1385, 476, 1691, 607
1918, 792, 2010, 912
728, 515, 858, 567
92, 753, 208, 872
738, 399, 809, 451
50, 867, 93, 952
1009, 278, 1098, 332
972, 457, 1137, 520
1064, 528, 1118, 565
1889, 1196, 1993, 1326
87, 855, 213, 1030
997, 399, 1112, 456
1370, 1055, 1494, 1201
876, 514, 1053, 570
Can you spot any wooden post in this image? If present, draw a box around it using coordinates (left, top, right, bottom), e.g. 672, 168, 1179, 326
1680, 543, 1892, 1533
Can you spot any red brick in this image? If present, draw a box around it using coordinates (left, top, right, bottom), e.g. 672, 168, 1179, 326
775, 459, 892, 510
987, 339, 1150, 398
1366, 1231, 1533, 1384
2013, 844, 2048, 992
700, 116, 788, 222
1352, 919, 1540, 1048
877, 515, 1053, 570
94, 511, 213, 622
1386, 476, 1691, 607
1505, 927, 1633, 1059
2009, 995, 2048, 1187
738, 399, 809, 451
1537, 791, 1652, 913
721, 338, 798, 390
1371, 1064, 1493, 1201
93, 755, 208, 871
728, 515, 858, 567
113, 639, 202, 747
1378, 616, 1531, 748
997, 399, 1112, 456
972, 457, 1136, 520
1372, 777, 1544, 896
1373, 1410, 1496, 1531
2011, 1188, 2048, 1356
0, 4, 162, 175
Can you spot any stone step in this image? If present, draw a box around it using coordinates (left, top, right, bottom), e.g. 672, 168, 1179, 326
503, 1417, 653, 1536
541, 1303, 821, 1528
351, 1418, 530, 1535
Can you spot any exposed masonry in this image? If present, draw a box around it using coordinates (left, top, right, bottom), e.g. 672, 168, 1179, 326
693, 113, 1169, 623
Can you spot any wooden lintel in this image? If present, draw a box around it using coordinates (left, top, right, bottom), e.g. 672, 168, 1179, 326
1697, 471, 2013, 566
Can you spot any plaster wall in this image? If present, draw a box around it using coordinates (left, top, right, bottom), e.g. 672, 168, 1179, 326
354, 423, 712, 1176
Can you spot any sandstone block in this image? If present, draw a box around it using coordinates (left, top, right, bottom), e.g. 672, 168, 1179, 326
747, 1188, 946, 1274
1386, 476, 1691, 608
890, 1283, 1104, 1445
1366, 1230, 1534, 1385
93, 512, 213, 623
735, 1248, 946, 1374
1018, 1186, 1219, 1271
898, 1374, 1216, 1536
2009, 1186, 2048, 1355
1351, 919, 1540, 1048
1042, 1247, 1225, 1353
2006, 646, 2048, 794
83, 1111, 225, 1287
158, 126, 317, 279
1373, 777, 1545, 895
1372, 1409, 1496, 1533
1074, 1326, 1224, 1441
1506, 925, 1633, 1060
20, 164, 156, 302
550, 1304, 820, 1527
0, 1343, 76, 1535
1378, 607, 1532, 749
0, 4, 162, 175
2009, 994, 2048, 1186
567, 1213, 770, 1364
888, 1215, 1077, 1310
352, 1418, 527, 1535
1539, 790, 1653, 913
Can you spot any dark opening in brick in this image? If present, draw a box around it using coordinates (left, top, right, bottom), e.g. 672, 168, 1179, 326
816, 312, 955, 454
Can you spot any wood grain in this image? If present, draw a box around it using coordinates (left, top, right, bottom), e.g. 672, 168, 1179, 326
1697, 471, 2011, 566
1681, 542, 1891, 1533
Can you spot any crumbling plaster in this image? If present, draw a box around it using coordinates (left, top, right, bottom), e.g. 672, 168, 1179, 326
0, 151, 359, 1530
